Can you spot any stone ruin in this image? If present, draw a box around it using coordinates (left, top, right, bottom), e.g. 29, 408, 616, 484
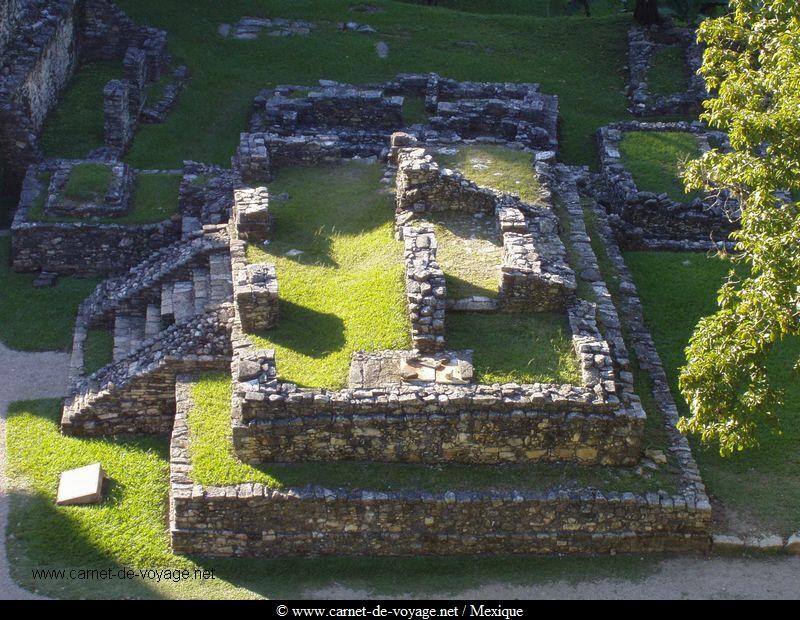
0, 0, 178, 197
597, 120, 738, 251
0, 21, 714, 553
627, 21, 707, 116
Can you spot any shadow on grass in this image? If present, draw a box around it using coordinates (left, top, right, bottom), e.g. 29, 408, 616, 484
445, 272, 499, 300
7, 491, 163, 600
191, 552, 666, 599
251, 299, 346, 359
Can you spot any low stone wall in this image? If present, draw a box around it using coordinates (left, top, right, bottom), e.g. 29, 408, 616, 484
103, 79, 136, 154
172, 378, 709, 557
10, 167, 181, 276
230, 238, 279, 333
44, 159, 134, 218
401, 224, 446, 353
179, 161, 237, 225
258, 83, 403, 131
61, 306, 234, 436
395, 147, 576, 311
597, 121, 738, 250
232, 187, 273, 242
627, 23, 706, 117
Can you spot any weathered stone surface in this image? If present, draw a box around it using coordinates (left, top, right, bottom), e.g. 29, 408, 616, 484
171, 378, 710, 557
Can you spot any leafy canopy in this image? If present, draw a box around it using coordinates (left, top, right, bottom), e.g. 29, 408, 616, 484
678, 0, 800, 455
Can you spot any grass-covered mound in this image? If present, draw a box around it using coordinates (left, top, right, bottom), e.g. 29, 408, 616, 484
40, 0, 630, 169
5, 397, 662, 599
618, 131, 701, 203
245, 162, 410, 389
0, 237, 98, 351
626, 251, 800, 535
83, 328, 114, 375
187, 374, 672, 491
447, 312, 581, 385
62, 164, 113, 203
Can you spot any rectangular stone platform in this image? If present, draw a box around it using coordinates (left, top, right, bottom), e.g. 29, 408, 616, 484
171, 377, 710, 557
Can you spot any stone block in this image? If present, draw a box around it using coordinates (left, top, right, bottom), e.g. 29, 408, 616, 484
56, 463, 105, 506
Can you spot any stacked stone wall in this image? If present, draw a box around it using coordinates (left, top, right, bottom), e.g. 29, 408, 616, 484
172, 379, 708, 557
597, 121, 738, 250
627, 23, 706, 117
62, 306, 234, 436
401, 224, 446, 353
10, 166, 181, 276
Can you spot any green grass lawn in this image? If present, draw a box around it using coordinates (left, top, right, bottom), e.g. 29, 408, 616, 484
447, 312, 581, 385
26, 172, 180, 225
619, 131, 702, 202
39, 62, 122, 159
0, 237, 97, 351
62, 164, 112, 203
5, 396, 667, 599
429, 211, 502, 299
245, 162, 410, 389
397, 0, 628, 17
38, 0, 632, 169
401, 94, 429, 125
648, 45, 689, 96
438, 145, 543, 205
625, 251, 800, 535
83, 328, 114, 376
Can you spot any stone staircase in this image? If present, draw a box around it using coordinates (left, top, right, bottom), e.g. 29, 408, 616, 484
63, 230, 235, 436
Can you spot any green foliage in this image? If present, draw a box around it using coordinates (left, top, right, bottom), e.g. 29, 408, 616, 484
62, 164, 113, 203
627, 251, 800, 534
619, 131, 701, 202
0, 237, 98, 351
678, 1, 800, 455
245, 162, 410, 388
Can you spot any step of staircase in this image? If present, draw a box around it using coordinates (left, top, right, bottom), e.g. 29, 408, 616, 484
161, 282, 174, 318
172, 281, 195, 324
208, 253, 232, 306
192, 267, 210, 314
112, 314, 131, 363
145, 304, 162, 340
113, 314, 147, 362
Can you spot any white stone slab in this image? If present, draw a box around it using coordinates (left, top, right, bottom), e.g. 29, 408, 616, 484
56, 463, 105, 506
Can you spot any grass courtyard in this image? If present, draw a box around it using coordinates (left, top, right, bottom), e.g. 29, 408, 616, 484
619, 131, 702, 202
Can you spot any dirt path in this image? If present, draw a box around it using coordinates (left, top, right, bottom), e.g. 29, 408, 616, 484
307, 555, 800, 599
0, 341, 70, 600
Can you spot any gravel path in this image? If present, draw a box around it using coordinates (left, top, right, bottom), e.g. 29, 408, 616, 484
0, 341, 70, 600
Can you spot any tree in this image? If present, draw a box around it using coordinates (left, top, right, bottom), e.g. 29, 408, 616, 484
634, 0, 662, 24
678, 1, 800, 455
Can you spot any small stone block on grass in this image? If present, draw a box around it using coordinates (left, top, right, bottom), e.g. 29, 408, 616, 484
56, 463, 105, 506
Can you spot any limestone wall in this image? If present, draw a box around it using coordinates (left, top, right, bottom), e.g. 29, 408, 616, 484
0, 0, 25, 57
171, 379, 709, 557
597, 121, 738, 250
10, 167, 181, 276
